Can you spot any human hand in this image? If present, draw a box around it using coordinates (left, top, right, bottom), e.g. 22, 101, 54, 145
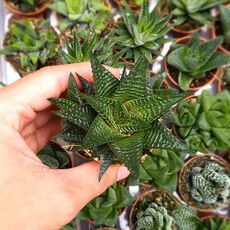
0, 63, 130, 230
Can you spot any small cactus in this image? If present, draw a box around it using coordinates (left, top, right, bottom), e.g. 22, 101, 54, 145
190, 161, 230, 206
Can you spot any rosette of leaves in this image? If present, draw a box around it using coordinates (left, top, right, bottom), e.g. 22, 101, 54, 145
140, 149, 185, 192
50, 56, 189, 182
37, 142, 72, 169
200, 216, 230, 230
167, 34, 230, 91
77, 183, 132, 226
171, 0, 229, 28
219, 5, 230, 48
136, 203, 175, 230
0, 18, 59, 75
59, 30, 125, 67
114, 0, 173, 63
5, 0, 46, 12
173, 90, 230, 153
49, 0, 111, 33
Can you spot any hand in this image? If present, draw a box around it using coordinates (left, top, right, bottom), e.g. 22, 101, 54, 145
0, 63, 130, 230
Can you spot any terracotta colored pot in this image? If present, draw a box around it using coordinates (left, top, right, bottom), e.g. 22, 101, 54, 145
211, 4, 230, 55
164, 36, 217, 91
200, 215, 229, 220
3, 0, 52, 17
178, 154, 230, 212
129, 188, 180, 230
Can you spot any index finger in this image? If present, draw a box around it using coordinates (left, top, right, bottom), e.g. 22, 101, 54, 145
0, 62, 120, 112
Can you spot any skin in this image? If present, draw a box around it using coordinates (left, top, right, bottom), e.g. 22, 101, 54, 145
0, 62, 130, 230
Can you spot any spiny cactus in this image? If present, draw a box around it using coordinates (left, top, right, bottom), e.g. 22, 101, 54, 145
172, 205, 200, 230
190, 161, 230, 206
50, 56, 189, 181
136, 203, 175, 230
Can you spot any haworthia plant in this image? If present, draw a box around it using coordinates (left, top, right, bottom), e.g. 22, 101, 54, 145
59, 30, 125, 67
77, 183, 132, 226
140, 149, 185, 192
171, 0, 229, 28
114, 0, 173, 63
167, 34, 230, 91
37, 142, 72, 169
173, 90, 230, 153
219, 5, 230, 46
200, 216, 230, 230
190, 161, 230, 207
6, 0, 46, 12
51, 56, 189, 181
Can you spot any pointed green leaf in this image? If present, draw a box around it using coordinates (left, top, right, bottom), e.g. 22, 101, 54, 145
49, 98, 75, 109
110, 131, 144, 180
91, 56, 119, 96
67, 73, 82, 104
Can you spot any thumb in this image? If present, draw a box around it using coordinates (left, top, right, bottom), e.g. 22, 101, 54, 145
58, 161, 130, 212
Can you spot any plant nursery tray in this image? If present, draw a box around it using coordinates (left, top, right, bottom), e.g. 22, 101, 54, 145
0, 1, 229, 230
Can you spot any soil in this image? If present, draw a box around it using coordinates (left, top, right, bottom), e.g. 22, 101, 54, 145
167, 64, 214, 89
180, 155, 230, 210
215, 20, 230, 52
174, 21, 201, 31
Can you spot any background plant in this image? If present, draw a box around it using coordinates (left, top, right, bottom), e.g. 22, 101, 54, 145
49, 0, 111, 33
221, 68, 230, 91
173, 90, 230, 153
114, 0, 173, 63
219, 5, 230, 47
171, 0, 229, 28
199, 216, 230, 230
59, 30, 125, 67
77, 182, 132, 226
167, 34, 230, 90
186, 160, 230, 209
50, 56, 189, 182
0, 18, 59, 74
140, 148, 185, 192
6, 0, 46, 12
37, 142, 72, 169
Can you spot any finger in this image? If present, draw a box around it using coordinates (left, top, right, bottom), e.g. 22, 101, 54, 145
0, 62, 120, 113
57, 161, 130, 211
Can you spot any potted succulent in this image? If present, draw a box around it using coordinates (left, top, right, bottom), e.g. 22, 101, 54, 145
160, 0, 229, 37
212, 5, 230, 55
200, 215, 230, 230
217, 67, 230, 92
130, 188, 200, 230
179, 154, 230, 211
37, 141, 72, 169
172, 90, 230, 153
0, 18, 59, 76
113, 0, 173, 64
3, 0, 51, 17
49, 0, 112, 35
77, 182, 132, 226
50, 56, 189, 183
165, 34, 230, 91
140, 148, 186, 192
59, 30, 124, 68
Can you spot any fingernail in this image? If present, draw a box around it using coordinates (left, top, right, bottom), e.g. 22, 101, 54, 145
117, 166, 130, 181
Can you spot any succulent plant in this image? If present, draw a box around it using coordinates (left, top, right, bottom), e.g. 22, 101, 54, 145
219, 5, 230, 46
50, 56, 189, 182
5, 0, 46, 12
221, 68, 230, 91
172, 204, 200, 230
114, 0, 173, 63
173, 90, 230, 153
136, 203, 175, 230
59, 30, 125, 67
0, 18, 59, 75
49, 0, 111, 33
140, 149, 185, 192
37, 142, 72, 169
171, 0, 229, 28
190, 161, 230, 206
167, 34, 230, 91
200, 216, 230, 230
77, 182, 132, 226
